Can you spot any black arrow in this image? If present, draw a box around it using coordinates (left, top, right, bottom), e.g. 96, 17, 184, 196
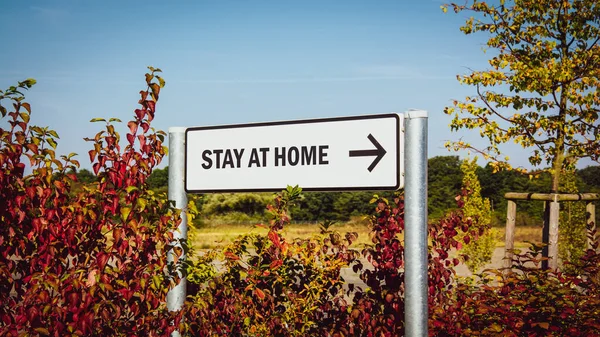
349, 134, 387, 172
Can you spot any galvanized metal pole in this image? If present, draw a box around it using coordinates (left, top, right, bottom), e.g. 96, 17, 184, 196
167, 127, 188, 336
403, 110, 428, 337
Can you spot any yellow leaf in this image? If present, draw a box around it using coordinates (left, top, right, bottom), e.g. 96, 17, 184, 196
35, 327, 50, 335
120, 207, 131, 222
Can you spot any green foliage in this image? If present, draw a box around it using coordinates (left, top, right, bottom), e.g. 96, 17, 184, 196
460, 157, 495, 272
443, 0, 600, 194
477, 163, 552, 225
75, 168, 97, 184
147, 166, 168, 189
291, 191, 376, 222
577, 165, 600, 225
578, 165, 600, 189
428, 156, 464, 219
290, 191, 337, 221
199, 192, 272, 225
0, 68, 183, 336
558, 170, 588, 270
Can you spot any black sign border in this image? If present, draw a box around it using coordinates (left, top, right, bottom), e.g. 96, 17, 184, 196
184, 113, 401, 193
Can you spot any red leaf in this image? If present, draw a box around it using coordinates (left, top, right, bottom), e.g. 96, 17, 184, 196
138, 135, 146, 149
150, 83, 160, 100
53, 180, 64, 190
146, 100, 155, 113
26, 143, 38, 154
135, 109, 145, 120
128, 121, 138, 135
254, 288, 265, 300
127, 133, 135, 145
270, 259, 283, 270
268, 230, 281, 249
224, 251, 239, 261
97, 252, 109, 270
139, 90, 148, 102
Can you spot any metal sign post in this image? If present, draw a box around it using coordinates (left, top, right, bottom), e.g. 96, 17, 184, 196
167, 127, 188, 337
403, 110, 428, 337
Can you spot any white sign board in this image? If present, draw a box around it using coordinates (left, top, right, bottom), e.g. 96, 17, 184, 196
185, 113, 404, 192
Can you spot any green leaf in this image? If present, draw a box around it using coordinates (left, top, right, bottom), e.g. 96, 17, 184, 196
136, 198, 147, 212
108, 117, 122, 123
156, 75, 166, 88
90, 118, 106, 123
152, 275, 161, 289
47, 130, 59, 138
22, 78, 37, 88
126, 186, 139, 194
47, 137, 57, 149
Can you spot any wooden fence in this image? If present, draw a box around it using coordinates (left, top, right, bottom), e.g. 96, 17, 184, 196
504, 192, 598, 270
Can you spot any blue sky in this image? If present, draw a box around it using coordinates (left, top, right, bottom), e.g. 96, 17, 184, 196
1, 0, 536, 171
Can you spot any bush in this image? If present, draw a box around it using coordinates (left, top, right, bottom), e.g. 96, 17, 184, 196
434, 241, 600, 336
183, 186, 356, 336
0, 68, 184, 336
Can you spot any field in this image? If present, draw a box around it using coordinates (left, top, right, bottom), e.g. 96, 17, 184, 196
190, 221, 545, 250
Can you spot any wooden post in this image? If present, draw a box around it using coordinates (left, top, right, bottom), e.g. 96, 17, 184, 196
587, 202, 596, 250
548, 198, 560, 270
542, 197, 560, 270
542, 201, 550, 270
505, 200, 517, 269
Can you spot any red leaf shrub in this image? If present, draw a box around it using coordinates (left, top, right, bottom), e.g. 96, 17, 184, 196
0, 68, 183, 336
432, 231, 600, 336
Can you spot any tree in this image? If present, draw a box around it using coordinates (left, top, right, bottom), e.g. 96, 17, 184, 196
443, 0, 600, 193
577, 165, 600, 225
460, 157, 495, 272
291, 192, 338, 222
478, 163, 551, 225
200, 193, 272, 224
428, 156, 464, 218
75, 168, 97, 184
147, 166, 169, 189
577, 165, 600, 190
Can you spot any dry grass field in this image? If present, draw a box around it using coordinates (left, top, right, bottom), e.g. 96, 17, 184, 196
189, 221, 544, 250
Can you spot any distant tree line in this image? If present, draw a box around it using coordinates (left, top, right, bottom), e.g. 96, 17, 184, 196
74, 156, 600, 226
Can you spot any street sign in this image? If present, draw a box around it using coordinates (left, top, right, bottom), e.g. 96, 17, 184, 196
185, 113, 404, 192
